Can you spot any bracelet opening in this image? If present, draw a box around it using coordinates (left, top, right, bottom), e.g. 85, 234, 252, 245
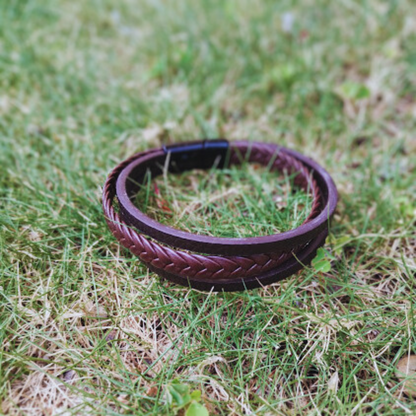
132, 162, 314, 239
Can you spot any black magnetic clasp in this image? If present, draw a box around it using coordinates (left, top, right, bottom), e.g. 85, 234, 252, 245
163, 139, 229, 172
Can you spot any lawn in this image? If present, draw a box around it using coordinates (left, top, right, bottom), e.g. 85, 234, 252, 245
1, 0, 415, 415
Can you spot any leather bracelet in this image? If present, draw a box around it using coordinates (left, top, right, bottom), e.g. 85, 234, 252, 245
102, 139, 338, 291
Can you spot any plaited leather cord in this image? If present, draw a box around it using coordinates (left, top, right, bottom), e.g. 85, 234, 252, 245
102, 140, 338, 291
146, 229, 329, 292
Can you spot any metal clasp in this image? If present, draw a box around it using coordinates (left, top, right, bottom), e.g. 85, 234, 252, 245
163, 139, 229, 171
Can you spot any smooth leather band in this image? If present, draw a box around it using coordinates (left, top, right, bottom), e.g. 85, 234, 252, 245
102, 139, 338, 291
116, 140, 337, 255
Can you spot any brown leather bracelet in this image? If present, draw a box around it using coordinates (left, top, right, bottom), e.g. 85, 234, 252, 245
102, 139, 338, 291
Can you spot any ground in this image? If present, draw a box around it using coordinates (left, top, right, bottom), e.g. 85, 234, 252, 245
1, 0, 415, 415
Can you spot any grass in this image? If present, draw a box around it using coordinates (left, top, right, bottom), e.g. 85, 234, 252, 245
0, 0, 415, 414
135, 164, 313, 238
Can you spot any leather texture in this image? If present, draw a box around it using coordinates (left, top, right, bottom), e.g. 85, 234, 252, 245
115, 141, 334, 255
102, 140, 338, 291
146, 229, 328, 292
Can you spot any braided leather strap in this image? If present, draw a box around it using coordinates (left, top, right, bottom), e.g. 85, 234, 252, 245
102, 141, 327, 281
